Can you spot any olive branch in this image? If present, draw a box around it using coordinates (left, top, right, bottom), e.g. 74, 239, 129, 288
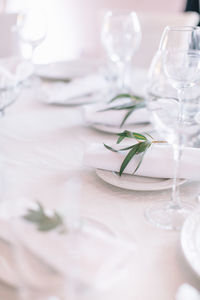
99, 93, 146, 127
23, 202, 66, 233
104, 130, 166, 176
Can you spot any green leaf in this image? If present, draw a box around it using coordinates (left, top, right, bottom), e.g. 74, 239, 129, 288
117, 130, 147, 141
104, 143, 135, 152
109, 93, 143, 103
118, 145, 136, 151
119, 143, 141, 176
23, 202, 66, 233
104, 130, 164, 176
98, 94, 146, 127
104, 143, 120, 153
120, 108, 135, 128
117, 135, 126, 144
99, 102, 145, 112
119, 141, 152, 176
98, 103, 135, 112
133, 143, 151, 174
109, 93, 133, 103
130, 95, 144, 101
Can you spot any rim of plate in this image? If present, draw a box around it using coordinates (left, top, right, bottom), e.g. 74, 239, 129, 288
96, 169, 187, 191
35, 59, 101, 81
181, 209, 200, 277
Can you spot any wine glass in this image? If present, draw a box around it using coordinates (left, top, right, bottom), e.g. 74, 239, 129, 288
0, 68, 20, 116
17, 6, 47, 65
145, 47, 200, 230
149, 25, 200, 147
0, 55, 33, 115
101, 10, 141, 92
159, 26, 200, 52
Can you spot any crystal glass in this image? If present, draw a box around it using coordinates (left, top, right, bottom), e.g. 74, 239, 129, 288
17, 5, 47, 64
0, 58, 26, 116
0, 56, 34, 144
101, 10, 141, 92
159, 26, 200, 52
145, 47, 200, 230
11, 201, 134, 300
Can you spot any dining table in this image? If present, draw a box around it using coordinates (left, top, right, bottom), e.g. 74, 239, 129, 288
0, 60, 199, 300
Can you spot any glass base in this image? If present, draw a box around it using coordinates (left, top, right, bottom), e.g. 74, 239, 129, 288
145, 201, 194, 231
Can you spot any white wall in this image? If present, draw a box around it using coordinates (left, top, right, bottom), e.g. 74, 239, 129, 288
5, 0, 186, 63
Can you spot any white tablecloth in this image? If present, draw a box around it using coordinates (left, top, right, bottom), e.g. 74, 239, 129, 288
0, 75, 200, 300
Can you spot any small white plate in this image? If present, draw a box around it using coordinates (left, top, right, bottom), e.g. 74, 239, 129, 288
96, 169, 187, 191
35, 59, 100, 81
90, 122, 153, 134
181, 209, 200, 277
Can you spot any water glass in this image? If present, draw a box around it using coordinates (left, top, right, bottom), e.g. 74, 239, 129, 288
146, 49, 200, 230
17, 5, 47, 63
101, 10, 141, 92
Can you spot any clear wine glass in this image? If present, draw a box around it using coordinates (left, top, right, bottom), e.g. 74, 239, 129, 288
101, 10, 141, 92
17, 6, 47, 65
159, 26, 200, 52
148, 25, 200, 145
0, 68, 20, 116
145, 47, 200, 230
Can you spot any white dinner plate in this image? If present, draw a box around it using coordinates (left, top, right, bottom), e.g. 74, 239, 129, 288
35, 59, 101, 81
181, 209, 200, 277
90, 122, 153, 134
96, 169, 187, 191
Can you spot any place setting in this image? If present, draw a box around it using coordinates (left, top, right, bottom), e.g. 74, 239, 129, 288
82, 79, 152, 134
34, 8, 149, 109
81, 10, 152, 134
84, 25, 200, 232
1, 2, 200, 300
15, 3, 108, 108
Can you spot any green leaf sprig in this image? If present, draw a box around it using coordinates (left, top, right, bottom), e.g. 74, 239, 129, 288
99, 93, 146, 128
104, 130, 166, 176
23, 202, 66, 233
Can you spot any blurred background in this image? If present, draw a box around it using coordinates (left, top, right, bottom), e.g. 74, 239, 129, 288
1, 0, 194, 65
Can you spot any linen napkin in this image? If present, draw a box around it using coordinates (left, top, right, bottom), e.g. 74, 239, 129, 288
83, 143, 200, 180
176, 284, 200, 300
83, 102, 150, 127
40, 73, 107, 105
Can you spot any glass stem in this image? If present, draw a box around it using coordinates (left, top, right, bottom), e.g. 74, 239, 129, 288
171, 88, 185, 208
177, 88, 185, 122
29, 44, 36, 67
117, 62, 128, 92
171, 143, 183, 207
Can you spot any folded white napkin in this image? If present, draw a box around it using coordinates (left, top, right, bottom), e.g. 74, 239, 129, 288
40, 73, 107, 105
176, 284, 200, 300
83, 143, 200, 180
83, 102, 150, 127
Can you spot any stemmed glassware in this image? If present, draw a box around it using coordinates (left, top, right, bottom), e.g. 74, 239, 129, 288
101, 10, 141, 92
17, 5, 47, 65
145, 26, 200, 230
0, 68, 20, 116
